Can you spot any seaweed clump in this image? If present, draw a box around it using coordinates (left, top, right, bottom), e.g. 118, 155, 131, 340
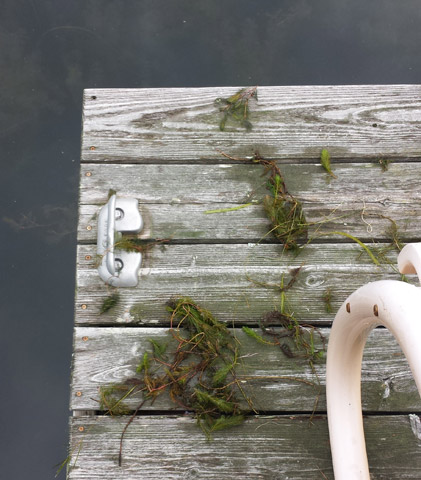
244, 267, 326, 420
215, 86, 257, 131
100, 297, 251, 465
253, 154, 308, 251
257, 310, 325, 363
246, 269, 325, 365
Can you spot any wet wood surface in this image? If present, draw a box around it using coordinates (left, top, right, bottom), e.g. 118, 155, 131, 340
70, 85, 421, 478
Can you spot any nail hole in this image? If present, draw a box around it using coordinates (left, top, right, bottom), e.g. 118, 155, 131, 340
373, 304, 379, 316
346, 303, 351, 313
91, 95, 97, 100
372, 123, 378, 127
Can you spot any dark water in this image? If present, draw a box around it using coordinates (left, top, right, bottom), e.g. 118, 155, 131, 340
1, 1, 420, 478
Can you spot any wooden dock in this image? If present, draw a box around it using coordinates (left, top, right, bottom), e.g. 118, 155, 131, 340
69, 85, 421, 479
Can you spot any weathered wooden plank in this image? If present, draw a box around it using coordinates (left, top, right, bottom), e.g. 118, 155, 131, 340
71, 327, 421, 412
78, 242, 397, 269
81, 85, 421, 162
78, 201, 420, 243
74, 267, 402, 325
79, 162, 421, 205
75, 244, 411, 325
77, 161, 421, 243
68, 415, 421, 479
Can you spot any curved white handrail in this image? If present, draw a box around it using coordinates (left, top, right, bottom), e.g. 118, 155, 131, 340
326, 243, 421, 479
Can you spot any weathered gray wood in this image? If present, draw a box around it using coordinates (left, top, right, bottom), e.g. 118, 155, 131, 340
71, 327, 421, 413
71, 85, 421, 480
75, 244, 410, 325
82, 85, 421, 163
78, 202, 420, 243
78, 161, 421, 243
68, 415, 421, 479
79, 162, 421, 205
78, 242, 398, 269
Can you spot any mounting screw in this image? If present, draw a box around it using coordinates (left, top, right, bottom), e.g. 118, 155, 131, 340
85, 255, 91, 260
373, 304, 379, 316
81, 304, 87, 310
85, 171, 92, 177
78, 426, 85, 432
89, 146, 96, 151
76, 391, 82, 397
82, 336, 89, 341
115, 208, 124, 220
346, 303, 351, 313
86, 225, 92, 231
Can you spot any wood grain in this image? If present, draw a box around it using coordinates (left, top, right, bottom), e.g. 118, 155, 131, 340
81, 85, 421, 163
79, 162, 421, 205
77, 161, 421, 243
75, 244, 410, 326
70, 326, 421, 413
68, 415, 421, 479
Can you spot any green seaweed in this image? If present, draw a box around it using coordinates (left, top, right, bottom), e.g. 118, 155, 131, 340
248, 269, 326, 365
215, 87, 257, 131
200, 414, 245, 434
204, 203, 254, 214
104, 297, 252, 464
367, 217, 406, 279
330, 231, 380, 266
107, 188, 117, 199
253, 155, 308, 251
99, 385, 134, 416
194, 389, 235, 413
212, 361, 236, 387
99, 293, 120, 314
320, 149, 336, 178
242, 326, 273, 345
260, 309, 325, 364
148, 339, 167, 359
136, 352, 150, 373
384, 219, 404, 252
89, 293, 326, 466
114, 237, 170, 254
378, 158, 393, 172
322, 288, 334, 314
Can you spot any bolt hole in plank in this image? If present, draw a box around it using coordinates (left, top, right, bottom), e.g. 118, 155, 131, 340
68, 86, 421, 479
